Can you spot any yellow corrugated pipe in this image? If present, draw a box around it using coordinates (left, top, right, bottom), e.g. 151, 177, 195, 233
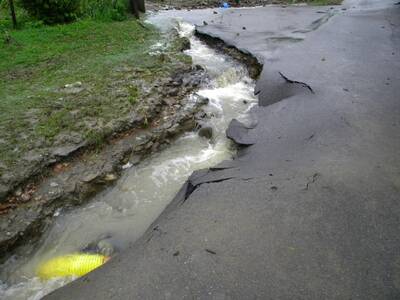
36, 253, 110, 280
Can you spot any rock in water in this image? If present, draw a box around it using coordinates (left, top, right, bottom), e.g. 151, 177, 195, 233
97, 240, 114, 256
198, 126, 213, 139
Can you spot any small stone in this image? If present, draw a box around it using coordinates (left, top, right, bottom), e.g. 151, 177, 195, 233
168, 88, 179, 97
63, 81, 84, 94
105, 174, 117, 181
64, 81, 82, 88
50, 182, 59, 187
82, 172, 100, 183
20, 193, 31, 202
130, 156, 141, 165
163, 98, 176, 106
194, 64, 204, 71
196, 95, 209, 105
97, 240, 114, 256
14, 188, 22, 197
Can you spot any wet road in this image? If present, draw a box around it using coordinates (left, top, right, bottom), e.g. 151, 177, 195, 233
47, 1, 400, 299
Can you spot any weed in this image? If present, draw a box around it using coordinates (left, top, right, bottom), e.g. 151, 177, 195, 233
127, 85, 140, 105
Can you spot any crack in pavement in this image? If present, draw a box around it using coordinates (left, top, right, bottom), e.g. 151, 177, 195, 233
279, 71, 315, 94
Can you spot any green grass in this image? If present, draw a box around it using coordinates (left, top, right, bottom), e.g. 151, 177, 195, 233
0, 16, 190, 170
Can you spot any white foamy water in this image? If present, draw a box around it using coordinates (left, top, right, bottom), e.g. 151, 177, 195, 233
0, 21, 257, 299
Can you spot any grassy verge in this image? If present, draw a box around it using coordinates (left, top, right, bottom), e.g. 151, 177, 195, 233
0, 16, 189, 172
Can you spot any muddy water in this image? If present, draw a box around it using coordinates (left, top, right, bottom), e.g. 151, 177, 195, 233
0, 21, 257, 299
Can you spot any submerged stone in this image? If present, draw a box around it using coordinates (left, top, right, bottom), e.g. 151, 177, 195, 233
198, 126, 213, 139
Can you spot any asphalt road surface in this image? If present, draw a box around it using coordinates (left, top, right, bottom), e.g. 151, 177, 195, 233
47, 1, 400, 299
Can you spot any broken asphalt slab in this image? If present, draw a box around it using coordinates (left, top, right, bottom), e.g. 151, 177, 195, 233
47, 1, 400, 299
226, 119, 256, 146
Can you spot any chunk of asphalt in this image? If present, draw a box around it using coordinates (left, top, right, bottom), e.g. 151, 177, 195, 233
226, 119, 256, 146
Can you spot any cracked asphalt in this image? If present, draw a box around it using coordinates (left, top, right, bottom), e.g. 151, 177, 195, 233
47, 1, 400, 299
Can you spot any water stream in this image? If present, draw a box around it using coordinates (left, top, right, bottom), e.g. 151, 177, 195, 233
0, 20, 257, 300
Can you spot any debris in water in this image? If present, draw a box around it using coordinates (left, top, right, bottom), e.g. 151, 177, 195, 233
36, 253, 110, 280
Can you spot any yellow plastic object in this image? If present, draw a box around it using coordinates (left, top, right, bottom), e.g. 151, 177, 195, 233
36, 253, 109, 280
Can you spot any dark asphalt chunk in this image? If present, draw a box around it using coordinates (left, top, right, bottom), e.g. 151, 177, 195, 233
226, 119, 256, 146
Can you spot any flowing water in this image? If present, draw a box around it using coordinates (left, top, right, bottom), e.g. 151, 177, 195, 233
0, 20, 257, 300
